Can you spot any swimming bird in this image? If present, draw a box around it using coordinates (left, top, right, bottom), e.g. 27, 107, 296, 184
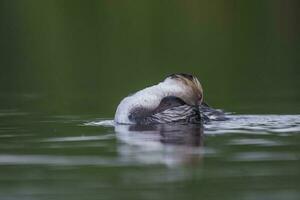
114, 73, 225, 125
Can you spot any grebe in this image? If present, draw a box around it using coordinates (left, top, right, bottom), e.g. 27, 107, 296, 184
114, 73, 225, 124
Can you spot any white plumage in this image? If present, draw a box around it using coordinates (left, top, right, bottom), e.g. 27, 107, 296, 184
114, 78, 190, 124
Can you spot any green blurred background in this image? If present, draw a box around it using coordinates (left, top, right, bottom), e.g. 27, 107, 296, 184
1, 0, 299, 116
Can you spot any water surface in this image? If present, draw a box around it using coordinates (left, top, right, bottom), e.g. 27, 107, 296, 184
1, 106, 300, 200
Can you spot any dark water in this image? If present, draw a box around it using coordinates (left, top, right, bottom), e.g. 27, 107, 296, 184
1, 1, 300, 199
1, 93, 300, 200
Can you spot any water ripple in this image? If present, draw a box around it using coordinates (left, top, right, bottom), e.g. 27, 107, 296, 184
231, 152, 300, 162
41, 134, 115, 142
86, 114, 300, 134
205, 115, 300, 134
0, 154, 124, 166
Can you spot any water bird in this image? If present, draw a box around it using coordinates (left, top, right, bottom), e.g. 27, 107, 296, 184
114, 73, 225, 124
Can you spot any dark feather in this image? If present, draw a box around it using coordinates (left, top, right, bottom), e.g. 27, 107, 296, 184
129, 96, 201, 124
129, 97, 227, 125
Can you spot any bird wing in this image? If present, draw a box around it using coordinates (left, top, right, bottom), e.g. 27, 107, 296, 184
129, 96, 201, 124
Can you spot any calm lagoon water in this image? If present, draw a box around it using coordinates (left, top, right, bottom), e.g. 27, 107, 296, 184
0, 94, 300, 200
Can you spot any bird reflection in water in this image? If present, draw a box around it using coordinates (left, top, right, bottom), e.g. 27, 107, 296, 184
115, 123, 205, 166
